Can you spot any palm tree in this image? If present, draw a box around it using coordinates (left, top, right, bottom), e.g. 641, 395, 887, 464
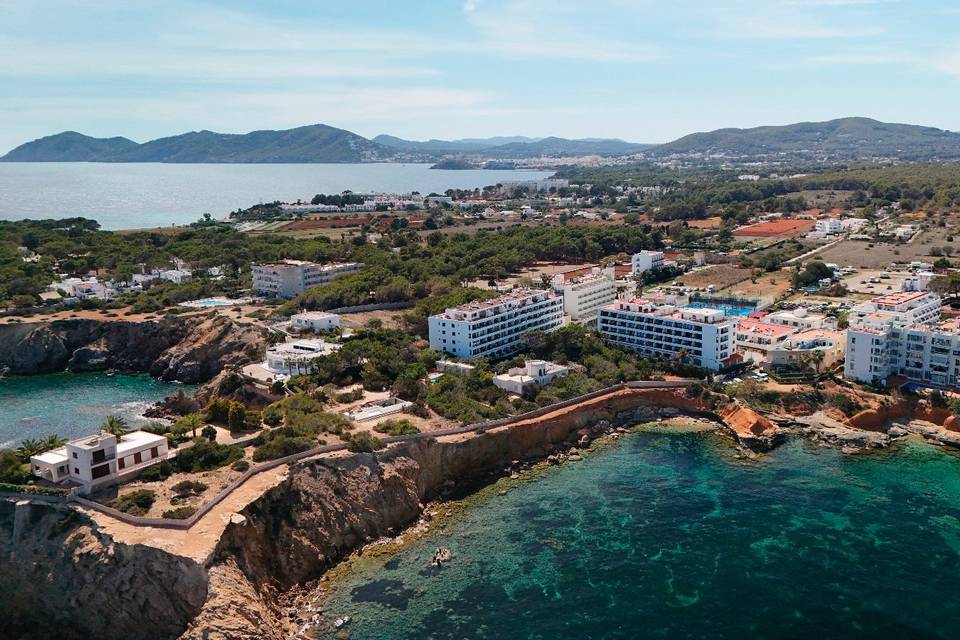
101, 415, 129, 438
16, 438, 45, 463
43, 435, 66, 451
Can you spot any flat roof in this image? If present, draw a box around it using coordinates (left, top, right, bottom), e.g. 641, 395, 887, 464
736, 318, 796, 337
873, 291, 932, 306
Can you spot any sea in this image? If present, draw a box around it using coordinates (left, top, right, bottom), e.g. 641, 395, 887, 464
0, 372, 192, 448
0, 163, 552, 230
316, 425, 960, 639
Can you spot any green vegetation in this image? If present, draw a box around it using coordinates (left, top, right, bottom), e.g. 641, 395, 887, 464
138, 460, 174, 482
162, 506, 198, 519
828, 393, 862, 417
346, 432, 384, 453
793, 261, 833, 289
173, 439, 243, 473
171, 480, 207, 498
252, 435, 315, 461
373, 419, 420, 436
0, 450, 30, 484
109, 489, 156, 516
231, 459, 250, 472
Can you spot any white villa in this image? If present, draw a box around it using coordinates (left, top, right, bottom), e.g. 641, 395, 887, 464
492, 360, 570, 395
30, 430, 169, 495
290, 311, 341, 332
265, 339, 341, 376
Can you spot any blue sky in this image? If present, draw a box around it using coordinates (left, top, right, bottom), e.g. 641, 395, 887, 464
2, 0, 959, 152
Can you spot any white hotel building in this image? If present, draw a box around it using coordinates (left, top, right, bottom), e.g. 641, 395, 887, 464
252, 260, 363, 298
428, 289, 564, 359
631, 251, 665, 275
596, 299, 735, 370
551, 267, 617, 322
844, 291, 960, 387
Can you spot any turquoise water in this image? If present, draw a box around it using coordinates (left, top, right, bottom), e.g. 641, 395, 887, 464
0, 372, 191, 447
0, 163, 551, 229
688, 301, 755, 317
317, 429, 960, 639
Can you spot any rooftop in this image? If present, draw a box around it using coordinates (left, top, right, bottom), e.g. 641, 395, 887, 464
736, 318, 797, 338
872, 291, 932, 307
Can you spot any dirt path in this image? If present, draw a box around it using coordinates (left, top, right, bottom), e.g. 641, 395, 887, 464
85, 465, 290, 563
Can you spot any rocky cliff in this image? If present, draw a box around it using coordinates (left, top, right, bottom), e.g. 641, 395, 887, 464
0, 387, 748, 640
0, 500, 208, 640
0, 314, 266, 383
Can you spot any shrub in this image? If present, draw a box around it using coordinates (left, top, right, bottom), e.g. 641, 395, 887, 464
201, 425, 217, 442
227, 404, 247, 431
109, 489, 156, 516
171, 480, 208, 497
334, 388, 364, 403
0, 449, 29, 484
252, 435, 315, 462
346, 432, 384, 453
138, 460, 173, 482
173, 439, 243, 473
162, 506, 198, 519
374, 419, 420, 436
231, 459, 250, 472
828, 393, 862, 417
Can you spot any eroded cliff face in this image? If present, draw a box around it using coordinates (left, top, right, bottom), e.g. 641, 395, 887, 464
185, 393, 724, 638
0, 500, 208, 640
0, 314, 266, 383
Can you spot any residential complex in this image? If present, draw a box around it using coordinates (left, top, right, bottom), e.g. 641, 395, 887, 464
596, 299, 735, 370
844, 292, 960, 387
551, 267, 617, 322
428, 288, 564, 359
30, 430, 169, 495
251, 260, 363, 298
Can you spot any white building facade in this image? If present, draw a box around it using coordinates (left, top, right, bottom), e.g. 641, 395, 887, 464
492, 360, 570, 395
290, 311, 341, 332
428, 289, 564, 359
252, 260, 363, 298
596, 299, 735, 370
265, 339, 341, 376
844, 292, 960, 387
552, 268, 617, 322
30, 430, 169, 495
631, 251, 665, 275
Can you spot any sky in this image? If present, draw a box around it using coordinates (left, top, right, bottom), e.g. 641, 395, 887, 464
2, 0, 960, 152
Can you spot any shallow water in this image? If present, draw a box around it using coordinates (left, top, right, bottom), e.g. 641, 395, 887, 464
0, 163, 551, 229
316, 429, 960, 639
0, 372, 191, 447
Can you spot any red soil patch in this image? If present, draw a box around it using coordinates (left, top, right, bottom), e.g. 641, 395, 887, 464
735, 218, 815, 238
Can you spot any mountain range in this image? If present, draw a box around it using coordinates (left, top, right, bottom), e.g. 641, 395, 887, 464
3, 117, 959, 163
649, 117, 960, 161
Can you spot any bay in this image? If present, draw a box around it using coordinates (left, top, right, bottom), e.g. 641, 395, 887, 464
0, 372, 192, 447
317, 428, 960, 639
0, 163, 552, 230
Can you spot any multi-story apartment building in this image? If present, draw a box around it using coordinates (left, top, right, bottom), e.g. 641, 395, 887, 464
251, 260, 363, 298
552, 267, 617, 322
596, 299, 735, 370
30, 430, 169, 495
428, 288, 564, 359
631, 251, 665, 275
844, 292, 960, 387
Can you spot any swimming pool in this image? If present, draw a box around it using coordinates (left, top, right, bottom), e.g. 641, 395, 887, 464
687, 301, 756, 317
179, 297, 250, 308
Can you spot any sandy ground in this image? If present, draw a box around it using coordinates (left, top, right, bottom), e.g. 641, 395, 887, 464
680, 265, 752, 290
815, 236, 942, 269
87, 464, 290, 563
723, 269, 794, 299
841, 269, 910, 296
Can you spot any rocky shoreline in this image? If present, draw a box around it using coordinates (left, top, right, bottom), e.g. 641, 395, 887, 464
0, 313, 266, 384
2, 381, 957, 640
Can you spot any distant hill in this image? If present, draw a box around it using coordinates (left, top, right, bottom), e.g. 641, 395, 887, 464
483, 136, 653, 158
374, 134, 649, 158
2, 124, 405, 163
650, 117, 960, 161
1, 132, 139, 161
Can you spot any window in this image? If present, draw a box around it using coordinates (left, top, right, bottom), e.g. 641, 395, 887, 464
151, 447, 159, 458
118, 457, 125, 470
74, 467, 80, 475
72, 452, 78, 459
134, 452, 142, 464
91, 464, 111, 480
